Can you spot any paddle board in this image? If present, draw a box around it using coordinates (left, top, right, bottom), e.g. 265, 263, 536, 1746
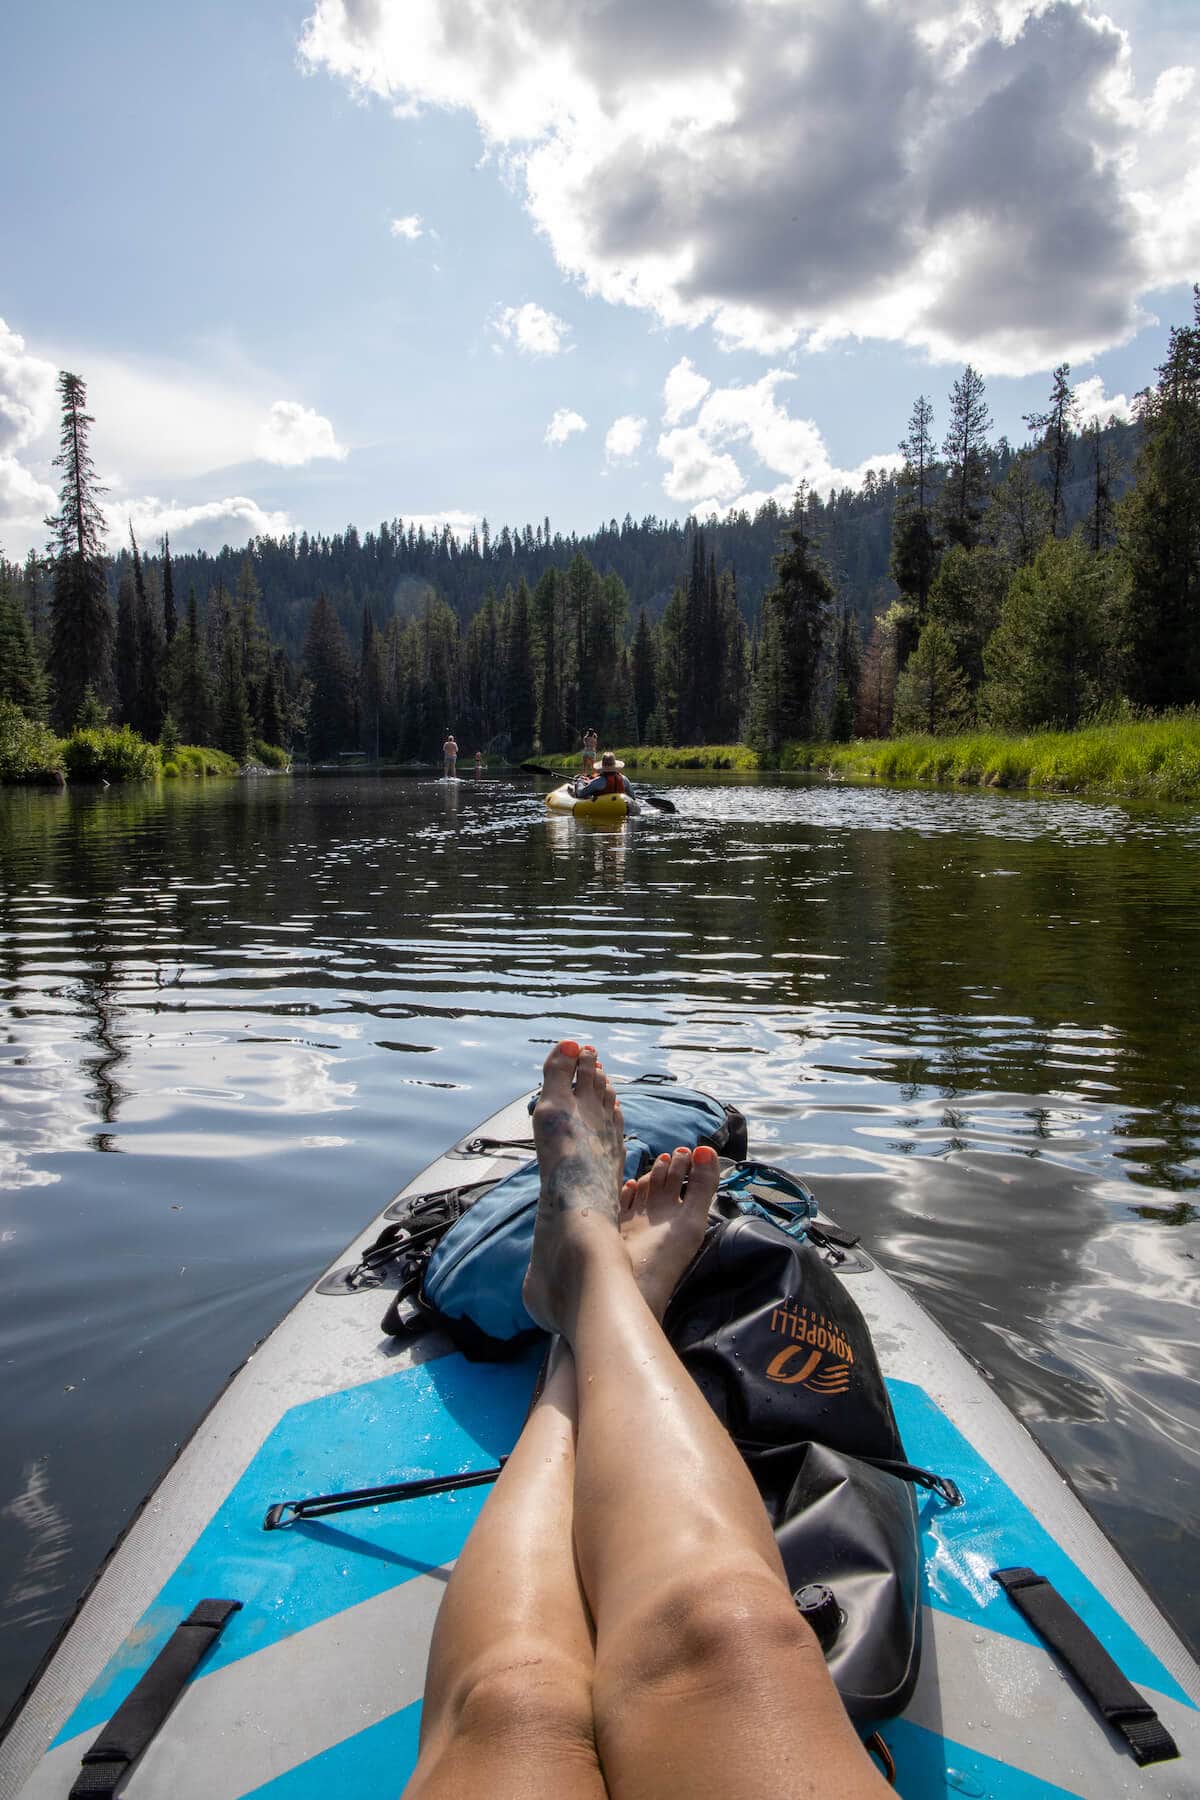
2, 1088, 1197, 1798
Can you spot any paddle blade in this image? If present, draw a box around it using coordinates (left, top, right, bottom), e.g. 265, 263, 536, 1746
643, 794, 677, 813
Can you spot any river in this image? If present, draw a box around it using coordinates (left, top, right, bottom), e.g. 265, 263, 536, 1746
1, 769, 1198, 1717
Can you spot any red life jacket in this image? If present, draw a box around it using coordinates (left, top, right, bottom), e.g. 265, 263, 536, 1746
599, 769, 625, 794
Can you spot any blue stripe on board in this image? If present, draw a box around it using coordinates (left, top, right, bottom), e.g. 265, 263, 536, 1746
887, 1377, 1194, 1710
241, 1700, 423, 1799
882, 1716, 1084, 1800
52, 1347, 544, 1749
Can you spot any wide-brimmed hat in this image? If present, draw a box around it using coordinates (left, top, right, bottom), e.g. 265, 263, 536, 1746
599, 753, 625, 770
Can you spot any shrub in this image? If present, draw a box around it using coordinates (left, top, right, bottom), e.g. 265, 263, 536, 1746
162, 760, 180, 778
175, 744, 239, 777
0, 699, 64, 783
62, 725, 159, 783
253, 738, 289, 769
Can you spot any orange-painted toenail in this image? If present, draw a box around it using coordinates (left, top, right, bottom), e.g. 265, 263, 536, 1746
693, 1145, 717, 1165
674, 1146, 688, 1154
658, 1153, 670, 1163
560, 1040, 580, 1056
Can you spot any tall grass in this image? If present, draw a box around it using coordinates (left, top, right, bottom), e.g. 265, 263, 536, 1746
534, 714, 1200, 801
786, 711, 1200, 801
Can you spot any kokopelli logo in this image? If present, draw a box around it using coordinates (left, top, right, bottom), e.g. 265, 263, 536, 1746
766, 1301, 853, 1394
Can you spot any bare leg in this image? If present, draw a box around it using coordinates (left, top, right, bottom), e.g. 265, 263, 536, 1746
525, 1043, 889, 1800
404, 1334, 605, 1800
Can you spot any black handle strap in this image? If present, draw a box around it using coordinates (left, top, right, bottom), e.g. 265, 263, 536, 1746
71, 1599, 241, 1797
992, 1568, 1179, 1766
263, 1462, 505, 1529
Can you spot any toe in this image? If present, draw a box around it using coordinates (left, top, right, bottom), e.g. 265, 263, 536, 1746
688, 1144, 721, 1212
541, 1040, 579, 1100
575, 1045, 598, 1096
648, 1152, 671, 1196
666, 1147, 692, 1203
620, 1177, 637, 1215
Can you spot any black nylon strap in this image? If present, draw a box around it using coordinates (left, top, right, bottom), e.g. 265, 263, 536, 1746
992, 1568, 1179, 1767
71, 1600, 241, 1798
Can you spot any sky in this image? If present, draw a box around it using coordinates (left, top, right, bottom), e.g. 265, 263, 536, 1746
1, 0, 1197, 561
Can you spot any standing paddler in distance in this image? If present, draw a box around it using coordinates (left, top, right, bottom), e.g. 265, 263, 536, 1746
442, 732, 458, 779
581, 726, 599, 777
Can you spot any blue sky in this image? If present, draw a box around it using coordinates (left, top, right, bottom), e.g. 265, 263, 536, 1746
1, 0, 1196, 559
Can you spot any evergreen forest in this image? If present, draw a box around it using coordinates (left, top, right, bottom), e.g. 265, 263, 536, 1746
2, 287, 1198, 776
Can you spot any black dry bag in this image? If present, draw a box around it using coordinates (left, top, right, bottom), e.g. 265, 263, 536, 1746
664, 1205, 924, 1723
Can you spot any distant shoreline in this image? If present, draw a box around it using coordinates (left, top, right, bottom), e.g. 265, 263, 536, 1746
536, 714, 1200, 804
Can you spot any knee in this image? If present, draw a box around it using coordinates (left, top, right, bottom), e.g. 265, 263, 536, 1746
601, 1563, 816, 1701
441, 1639, 595, 1755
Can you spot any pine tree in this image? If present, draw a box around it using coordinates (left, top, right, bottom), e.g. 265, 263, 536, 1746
926, 545, 1009, 692
174, 587, 214, 745
938, 366, 992, 551
1023, 364, 1080, 537
303, 591, 356, 759
891, 620, 971, 735
217, 632, 254, 762
988, 452, 1052, 568
46, 372, 113, 729
161, 533, 178, 643
748, 493, 834, 754
631, 608, 657, 742
856, 608, 900, 738
890, 396, 940, 664
1085, 418, 1122, 553
235, 555, 271, 732
1118, 287, 1200, 710
981, 535, 1116, 730
502, 578, 537, 753
531, 568, 567, 751
131, 527, 165, 740
114, 567, 140, 724
0, 571, 49, 717
830, 607, 861, 741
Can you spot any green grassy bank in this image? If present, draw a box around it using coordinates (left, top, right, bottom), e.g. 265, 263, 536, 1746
539, 713, 1200, 802
0, 702, 252, 785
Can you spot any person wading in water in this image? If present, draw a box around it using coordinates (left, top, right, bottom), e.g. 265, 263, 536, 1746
442, 734, 458, 779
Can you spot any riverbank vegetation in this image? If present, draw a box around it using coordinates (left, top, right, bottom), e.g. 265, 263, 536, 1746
540, 714, 1200, 801
2, 291, 1197, 786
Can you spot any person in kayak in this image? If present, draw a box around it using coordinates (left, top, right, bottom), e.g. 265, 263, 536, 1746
405, 1042, 889, 1800
572, 751, 640, 811
442, 733, 458, 778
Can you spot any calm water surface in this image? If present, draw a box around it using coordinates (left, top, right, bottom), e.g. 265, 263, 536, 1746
1, 770, 1198, 1714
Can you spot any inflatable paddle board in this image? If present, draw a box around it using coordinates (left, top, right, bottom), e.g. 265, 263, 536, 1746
2, 1087, 1197, 1799
545, 781, 637, 818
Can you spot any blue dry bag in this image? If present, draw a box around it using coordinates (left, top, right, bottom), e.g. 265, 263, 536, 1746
420, 1078, 746, 1355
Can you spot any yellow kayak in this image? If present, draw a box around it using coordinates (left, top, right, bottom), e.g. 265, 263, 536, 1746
545, 782, 636, 818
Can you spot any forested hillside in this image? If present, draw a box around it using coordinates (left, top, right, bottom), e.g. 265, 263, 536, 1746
4, 291, 1197, 779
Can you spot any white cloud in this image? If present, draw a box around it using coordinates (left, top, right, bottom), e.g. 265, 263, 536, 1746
1074, 374, 1136, 426
545, 407, 588, 446
303, 0, 1200, 375
0, 454, 57, 538
657, 362, 901, 516
662, 357, 711, 427
390, 213, 424, 239
404, 509, 479, 537
604, 414, 646, 460
255, 400, 348, 467
490, 301, 571, 358
107, 495, 291, 555
657, 426, 744, 506
0, 318, 57, 454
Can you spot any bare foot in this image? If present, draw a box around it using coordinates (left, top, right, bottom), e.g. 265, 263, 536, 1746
522, 1041, 628, 1336
619, 1144, 720, 1319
